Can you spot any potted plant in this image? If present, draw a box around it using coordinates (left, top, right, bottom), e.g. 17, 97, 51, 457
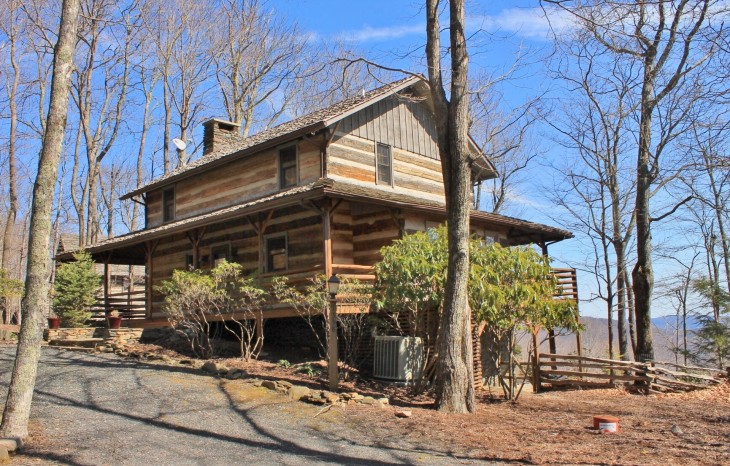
108, 310, 122, 329
47, 315, 61, 329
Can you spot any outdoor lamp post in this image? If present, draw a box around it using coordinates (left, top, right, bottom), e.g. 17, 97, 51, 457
327, 274, 340, 391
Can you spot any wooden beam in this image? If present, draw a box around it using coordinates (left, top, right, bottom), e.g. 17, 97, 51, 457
144, 240, 159, 319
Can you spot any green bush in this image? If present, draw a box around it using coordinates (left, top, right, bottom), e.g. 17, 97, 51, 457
52, 251, 101, 327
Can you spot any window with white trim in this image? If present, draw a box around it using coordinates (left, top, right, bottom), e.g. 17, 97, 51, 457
376, 143, 392, 186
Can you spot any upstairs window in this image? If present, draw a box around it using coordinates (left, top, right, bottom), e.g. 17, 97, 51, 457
279, 145, 298, 189
162, 188, 175, 222
265, 234, 287, 272
376, 143, 392, 186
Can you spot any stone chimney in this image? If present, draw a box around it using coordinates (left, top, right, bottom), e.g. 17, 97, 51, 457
202, 118, 241, 156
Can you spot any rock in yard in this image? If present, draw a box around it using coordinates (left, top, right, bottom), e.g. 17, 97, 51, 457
395, 410, 412, 418
226, 368, 246, 380
377, 397, 389, 405
322, 391, 340, 404
0, 438, 22, 452
0, 447, 9, 464
201, 361, 219, 374
359, 396, 377, 405
289, 385, 311, 401
301, 394, 327, 405
261, 380, 278, 391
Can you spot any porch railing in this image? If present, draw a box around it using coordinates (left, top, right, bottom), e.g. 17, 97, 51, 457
90, 289, 146, 322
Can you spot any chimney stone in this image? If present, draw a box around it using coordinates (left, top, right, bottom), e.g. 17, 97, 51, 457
202, 118, 241, 156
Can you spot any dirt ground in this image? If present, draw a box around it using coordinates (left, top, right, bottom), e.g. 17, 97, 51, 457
121, 342, 730, 465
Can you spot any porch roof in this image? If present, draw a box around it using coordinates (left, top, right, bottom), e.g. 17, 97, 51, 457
58, 178, 571, 264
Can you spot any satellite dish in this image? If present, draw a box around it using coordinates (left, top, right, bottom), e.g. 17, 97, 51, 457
172, 138, 187, 151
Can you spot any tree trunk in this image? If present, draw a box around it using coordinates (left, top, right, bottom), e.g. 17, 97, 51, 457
427, 0, 475, 414
632, 69, 656, 361
0, 0, 80, 439
615, 244, 629, 360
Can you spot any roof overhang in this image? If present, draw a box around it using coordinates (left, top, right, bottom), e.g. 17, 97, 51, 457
60, 182, 331, 263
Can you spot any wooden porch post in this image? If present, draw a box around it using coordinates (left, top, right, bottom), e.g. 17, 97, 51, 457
103, 254, 111, 313
247, 211, 274, 276
186, 226, 207, 269
144, 240, 158, 320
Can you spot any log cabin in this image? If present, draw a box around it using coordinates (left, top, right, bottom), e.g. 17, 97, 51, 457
56, 76, 574, 331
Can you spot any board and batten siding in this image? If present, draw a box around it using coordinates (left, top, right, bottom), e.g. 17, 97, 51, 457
146, 139, 321, 228
338, 95, 440, 160
327, 94, 446, 203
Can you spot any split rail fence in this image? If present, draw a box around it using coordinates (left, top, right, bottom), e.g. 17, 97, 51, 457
535, 353, 728, 393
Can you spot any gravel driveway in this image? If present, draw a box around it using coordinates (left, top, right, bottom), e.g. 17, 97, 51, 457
0, 347, 480, 465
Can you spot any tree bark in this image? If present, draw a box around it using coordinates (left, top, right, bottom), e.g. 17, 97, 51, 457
632, 58, 656, 361
0, 0, 80, 439
427, 0, 475, 414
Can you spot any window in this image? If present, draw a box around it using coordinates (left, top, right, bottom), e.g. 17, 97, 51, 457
185, 254, 194, 269
425, 220, 440, 240
265, 235, 287, 272
162, 188, 175, 222
279, 145, 298, 189
376, 143, 392, 186
211, 244, 230, 268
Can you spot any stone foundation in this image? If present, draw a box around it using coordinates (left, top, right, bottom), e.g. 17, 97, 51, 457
44, 327, 144, 346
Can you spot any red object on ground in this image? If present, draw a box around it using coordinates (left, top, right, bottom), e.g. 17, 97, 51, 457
108, 317, 122, 329
47, 317, 61, 329
593, 415, 620, 433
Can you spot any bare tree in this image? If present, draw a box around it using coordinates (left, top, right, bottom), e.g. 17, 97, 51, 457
549, 29, 638, 360
211, 0, 306, 137
69, 0, 135, 245
161, 0, 213, 167
546, 0, 727, 360
0, 0, 80, 439
470, 86, 542, 214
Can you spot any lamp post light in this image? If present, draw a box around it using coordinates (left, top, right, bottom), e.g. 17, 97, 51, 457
326, 274, 340, 391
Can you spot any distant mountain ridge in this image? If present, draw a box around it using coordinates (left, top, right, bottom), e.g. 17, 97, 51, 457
518, 315, 694, 362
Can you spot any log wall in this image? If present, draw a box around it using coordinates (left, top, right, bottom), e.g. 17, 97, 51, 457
146, 138, 321, 228
328, 132, 445, 203
148, 205, 324, 318
351, 203, 402, 266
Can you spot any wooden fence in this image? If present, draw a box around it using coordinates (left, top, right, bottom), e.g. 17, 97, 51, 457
536, 353, 728, 393
90, 290, 146, 322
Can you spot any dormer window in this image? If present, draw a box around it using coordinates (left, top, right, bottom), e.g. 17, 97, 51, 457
376, 143, 392, 186
279, 145, 298, 189
162, 188, 175, 222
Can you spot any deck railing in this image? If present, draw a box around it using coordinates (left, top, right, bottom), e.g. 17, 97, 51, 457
90, 265, 578, 320
90, 289, 146, 322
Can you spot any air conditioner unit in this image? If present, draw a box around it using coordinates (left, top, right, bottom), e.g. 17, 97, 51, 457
373, 336, 423, 382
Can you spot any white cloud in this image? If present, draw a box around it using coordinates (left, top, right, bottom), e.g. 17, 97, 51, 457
329, 7, 574, 45
336, 23, 424, 43
469, 7, 575, 40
